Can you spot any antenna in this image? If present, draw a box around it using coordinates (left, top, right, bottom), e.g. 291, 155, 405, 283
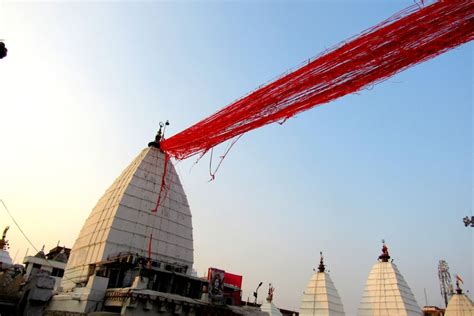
424, 288, 429, 306
438, 260, 453, 307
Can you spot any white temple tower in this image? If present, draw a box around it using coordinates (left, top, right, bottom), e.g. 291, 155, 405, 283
300, 252, 345, 316
261, 284, 283, 316
60, 129, 194, 292
445, 277, 474, 316
357, 242, 422, 316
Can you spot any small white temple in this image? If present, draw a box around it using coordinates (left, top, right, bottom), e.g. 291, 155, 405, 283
357, 241, 422, 316
445, 276, 474, 316
300, 252, 345, 316
260, 283, 283, 316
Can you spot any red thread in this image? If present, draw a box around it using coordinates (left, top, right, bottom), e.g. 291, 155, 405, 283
208, 135, 242, 181
160, 1, 473, 161
152, 153, 170, 213
148, 233, 153, 258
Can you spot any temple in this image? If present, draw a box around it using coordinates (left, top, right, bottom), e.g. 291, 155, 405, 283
48, 129, 194, 313
299, 252, 345, 316
357, 241, 422, 316
260, 283, 283, 316
444, 275, 474, 315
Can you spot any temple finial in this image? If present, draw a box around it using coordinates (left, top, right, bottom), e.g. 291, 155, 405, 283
148, 121, 170, 149
378, 239, 390, 262
318, 251, 325, 273
455, 274, 464, 294
266, 283, 274, 302
0, 226, 9, 250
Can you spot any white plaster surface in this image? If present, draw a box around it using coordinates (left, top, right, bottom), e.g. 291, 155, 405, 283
445, 293, 474, 316
357, 261, 422, 316
0, 249, 13, 266
61, 147, 193, 290
300, 272, 345, 316
261, 301, 283, 316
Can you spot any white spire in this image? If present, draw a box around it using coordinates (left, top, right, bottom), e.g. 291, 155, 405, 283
261, 283, 283, 316
445, 293, 474, 315
357, 242, 422, 316
300, 252, 345, 316
60, 146, 194, 290
445, 276, 474, 316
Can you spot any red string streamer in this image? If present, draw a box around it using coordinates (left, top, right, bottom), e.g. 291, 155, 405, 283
148, 233, 153, 258
160, 0, 473, 160
152, 153, 170, 212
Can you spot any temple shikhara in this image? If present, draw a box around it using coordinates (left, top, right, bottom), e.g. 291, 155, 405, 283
0, 0, 472, 315
299, 252, 345, 316
444, 276, 474, 316
357, 242, 423, 316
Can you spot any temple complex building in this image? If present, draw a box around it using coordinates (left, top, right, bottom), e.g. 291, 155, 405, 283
48, 129, 194, 313
22, 246, 71, 291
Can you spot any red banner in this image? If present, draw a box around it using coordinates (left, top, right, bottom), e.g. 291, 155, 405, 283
224, 272, 242, 289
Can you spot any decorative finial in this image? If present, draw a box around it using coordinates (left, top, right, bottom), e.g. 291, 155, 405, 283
148, 121, 170, 149
318, 251, 325, 273
0, 41, 7, 59
0, 226, 10, 250
378, 239, 390, 262
266, 283, 275, 302
455, 274, 464, 294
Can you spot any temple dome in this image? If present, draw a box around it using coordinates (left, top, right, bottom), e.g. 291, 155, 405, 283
357, 243, 422, 316
300, 253, 345, 316
60, 147, 194, 290
445, 290, 474, 315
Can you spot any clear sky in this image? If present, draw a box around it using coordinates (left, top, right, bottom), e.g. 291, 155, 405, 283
0, 0, 472, 313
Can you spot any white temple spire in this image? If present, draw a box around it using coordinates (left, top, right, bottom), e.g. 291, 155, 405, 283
357, 241, 422, 316
300, 251, 345, 316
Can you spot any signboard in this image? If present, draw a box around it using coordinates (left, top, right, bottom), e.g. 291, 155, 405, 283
208, 268, 225, 299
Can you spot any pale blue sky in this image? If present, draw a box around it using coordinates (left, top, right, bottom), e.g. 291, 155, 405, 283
0, 0, 472, 313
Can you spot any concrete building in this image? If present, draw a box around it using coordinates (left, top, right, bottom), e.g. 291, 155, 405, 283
23, 246, 70, 290
357, 242, 422, 316
48, 130, 194, 314
422, 305, 445, 316
299, 252, 345, 316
